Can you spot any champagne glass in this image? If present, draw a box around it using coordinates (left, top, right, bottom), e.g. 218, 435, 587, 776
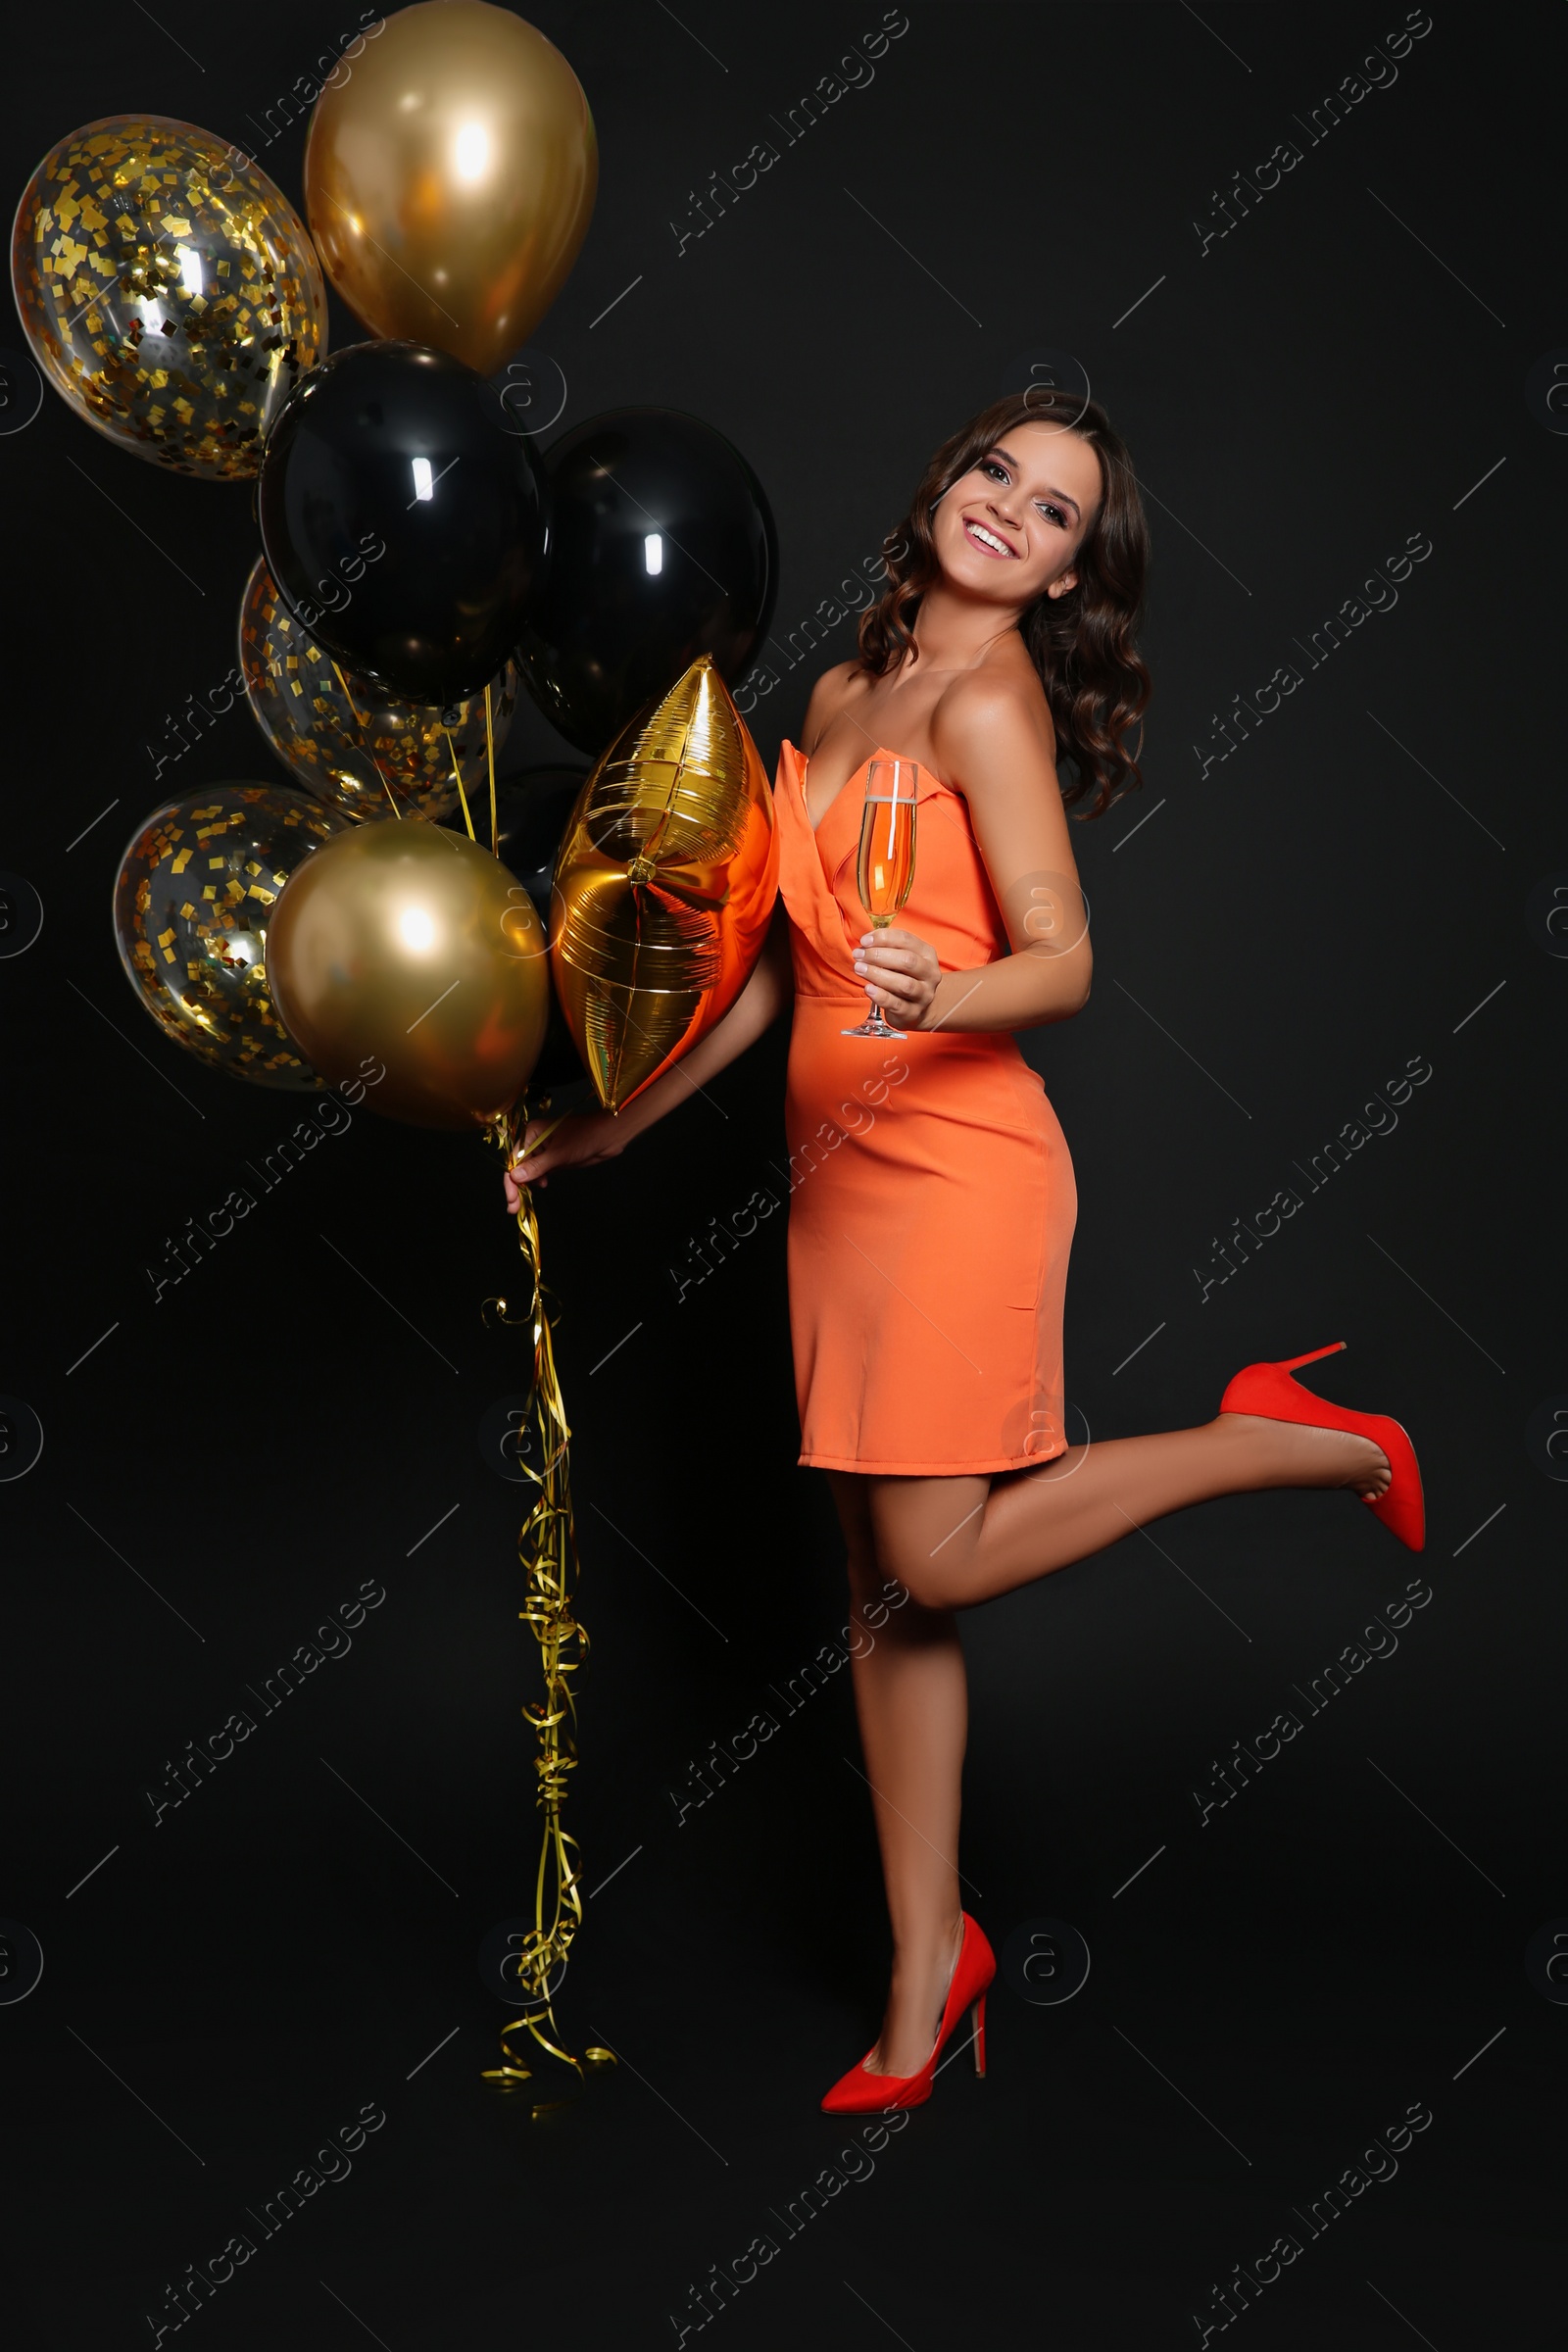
842, 758, 919, 1039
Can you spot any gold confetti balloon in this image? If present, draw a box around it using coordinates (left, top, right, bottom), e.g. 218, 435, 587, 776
113, 784, 349, 1089
551, 655, 780, 1114
238, 557, 519, 823
12, 116, 325, 477
267, 821, 550, 1130
304, 1, 596, 378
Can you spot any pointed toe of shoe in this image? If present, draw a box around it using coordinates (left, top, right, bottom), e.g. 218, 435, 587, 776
819, 2057, 927, 2114
1370, 1476, 1425, 1551
1219, 1347, 1426, 1554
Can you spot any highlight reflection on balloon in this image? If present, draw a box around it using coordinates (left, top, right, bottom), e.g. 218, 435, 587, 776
267, 821, 549, 1129
12, 117, 325, 477
551, 656, 779, 1113
239, 557, 517, 823
517, 409, 778, 758
257, 339, 551, 707
304, 1, 597, 379
113, 784, 347, 1088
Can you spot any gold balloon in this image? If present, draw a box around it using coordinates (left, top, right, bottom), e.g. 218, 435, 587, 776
113, 784, 349, 1088
304, 2, 597, 378
238, 557, 519, 823
268, 820, 549, 1129
551, 655, 780, 1113
12, 117, 325, 477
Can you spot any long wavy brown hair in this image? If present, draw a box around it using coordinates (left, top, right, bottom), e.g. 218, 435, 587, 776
856, 392, 1152, 817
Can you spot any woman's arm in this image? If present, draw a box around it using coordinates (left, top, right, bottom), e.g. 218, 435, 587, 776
855, 678, 1094, 1037
504, 897, 794, 1200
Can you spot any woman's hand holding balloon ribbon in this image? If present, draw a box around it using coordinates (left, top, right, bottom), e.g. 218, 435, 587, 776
503, 1110, 627, 1209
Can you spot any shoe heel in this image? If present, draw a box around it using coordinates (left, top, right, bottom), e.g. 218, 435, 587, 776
971, 1992, 987, 2078
1278, 1341, 1347, 1373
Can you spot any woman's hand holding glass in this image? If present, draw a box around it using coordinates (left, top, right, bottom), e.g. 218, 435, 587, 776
852, 927, 942, 1030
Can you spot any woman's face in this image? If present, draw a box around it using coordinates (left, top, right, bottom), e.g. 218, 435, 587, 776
930, 421, 1103, 609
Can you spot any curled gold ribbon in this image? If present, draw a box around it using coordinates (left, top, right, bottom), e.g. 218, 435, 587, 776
480, 1101, 614, 2103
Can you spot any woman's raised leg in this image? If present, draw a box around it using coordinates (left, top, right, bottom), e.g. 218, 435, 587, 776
867, 1410, 1393, 1611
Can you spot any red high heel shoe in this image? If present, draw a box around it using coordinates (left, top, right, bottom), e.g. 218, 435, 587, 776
1218, 1341, 1425, 1551
820, 1913, 995, 2113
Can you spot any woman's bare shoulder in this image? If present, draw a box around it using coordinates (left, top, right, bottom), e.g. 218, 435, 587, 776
930, 657, 1057, 781
801, 659, 865, 753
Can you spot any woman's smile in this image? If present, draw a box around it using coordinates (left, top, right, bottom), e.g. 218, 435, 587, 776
962, 516, 1018, 559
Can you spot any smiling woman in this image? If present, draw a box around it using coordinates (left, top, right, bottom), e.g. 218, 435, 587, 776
502, 383, 1429, 2121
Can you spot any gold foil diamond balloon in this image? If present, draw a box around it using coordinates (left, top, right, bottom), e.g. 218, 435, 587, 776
238, 557, 519, 824
113, 784, 349, 1088
12, 116, 325, 477
550, 655, 780, 1113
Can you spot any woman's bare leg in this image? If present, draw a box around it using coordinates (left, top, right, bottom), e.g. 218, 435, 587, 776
827, 1469, 967, 2080
825, 1411, 1391, 2073
870, 1412, 1394, 1611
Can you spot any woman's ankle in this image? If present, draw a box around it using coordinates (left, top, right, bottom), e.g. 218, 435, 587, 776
890, 1912, 964, 1981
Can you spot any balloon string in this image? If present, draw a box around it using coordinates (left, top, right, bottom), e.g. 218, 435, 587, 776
332, 661, 406, 821
478, 1103, 614, 2104
331, 660, 366, 723
485, 681, 498, 858
444, 726, 477, 842
515, 1109, 568, 1159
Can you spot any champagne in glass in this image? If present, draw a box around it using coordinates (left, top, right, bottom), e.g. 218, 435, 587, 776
842, 758, 919, 1039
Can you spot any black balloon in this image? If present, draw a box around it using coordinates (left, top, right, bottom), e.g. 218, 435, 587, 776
445, 764, 589, 1090
258, 341, 550, 707
516, 408, 777, 757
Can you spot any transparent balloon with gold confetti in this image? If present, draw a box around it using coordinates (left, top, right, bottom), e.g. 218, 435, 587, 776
238, 556, 519, 824
112, 784, 349, 1088
12, 116, 325, 477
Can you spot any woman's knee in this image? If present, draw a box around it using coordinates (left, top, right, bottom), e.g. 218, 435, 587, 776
835, 1472, 980, 1612
843, 1539, 944, 1634
867, 1484, 983, 1611
859, 1528, 956, 1612
886, 1557, 959, 1612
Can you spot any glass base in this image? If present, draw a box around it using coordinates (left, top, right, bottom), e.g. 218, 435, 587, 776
841, 1012, 906, 1039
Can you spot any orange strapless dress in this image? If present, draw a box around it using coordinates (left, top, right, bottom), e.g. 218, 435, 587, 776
774, 741, 1077, 1476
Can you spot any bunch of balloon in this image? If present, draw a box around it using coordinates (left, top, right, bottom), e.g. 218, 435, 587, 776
263, 2, 610, 2101
25, 7, 785, 2105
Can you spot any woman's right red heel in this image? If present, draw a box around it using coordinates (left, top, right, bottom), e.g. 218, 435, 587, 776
1218, 1341, 1425, 1552
819, 1913, 996, 2112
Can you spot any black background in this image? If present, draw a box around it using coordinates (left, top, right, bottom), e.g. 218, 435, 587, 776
3, 5, 1565, 2345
